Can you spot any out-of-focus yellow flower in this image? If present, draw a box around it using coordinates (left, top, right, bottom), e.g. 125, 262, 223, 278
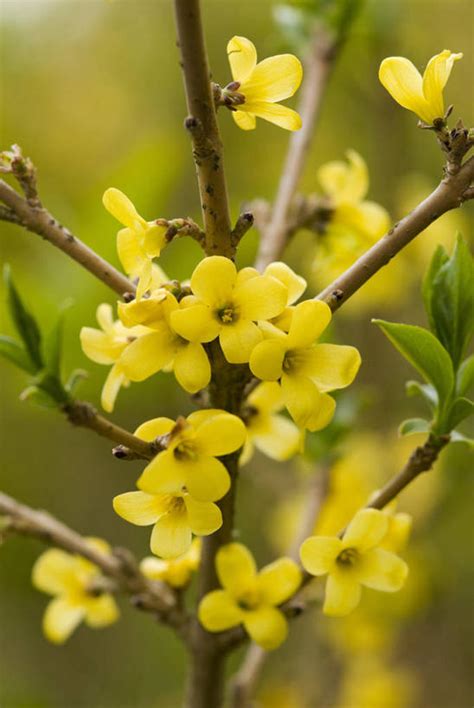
103, 187, 167, 298
257, 682, 308, 708
250, 300, 361, 430
170, 256, 288, 364
300, 509, 408, 616
140, 539, 201, 588
118, 289, 211, 394
241, 382, 301, 463
225, 36, 302, 131
379, 50, 462, 124
338, 656, 417, 708
32, 540, 119, 644
137, 411, 246, 503
198, 543, 301, 650
113, 490, 220, 558
80, 303, 145, 412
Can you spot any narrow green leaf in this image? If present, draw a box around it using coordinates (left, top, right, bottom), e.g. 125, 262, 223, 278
20, 385, 58, 409
0, 335, 37, 374
399, 418, 431, 436
422, 244, 448, 332
405, 380, 438, 408
456, 355, 474, 397
4, 265, 43, 371
373, 320, 454, 407
446, 397, 474, 431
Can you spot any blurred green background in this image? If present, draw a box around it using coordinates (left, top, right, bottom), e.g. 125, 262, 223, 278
0, 1, 473, 706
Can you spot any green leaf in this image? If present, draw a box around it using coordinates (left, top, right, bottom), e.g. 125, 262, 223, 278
4, 265, 43, 371
0, 334, 37, 374
422, 244, 448, 331
373, 320, 455, 408
65, 368, 88, 395
446, 397, 474, 431
450, 431, 474, 449
20, 385, 58, 409
35, 371, 69, 405
405, 380, 438, 408
399, 418, 431, 436
456, 355, 474, 397
43, 301, 72, 378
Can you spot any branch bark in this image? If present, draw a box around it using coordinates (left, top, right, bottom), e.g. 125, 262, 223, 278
0, 179, 134, 297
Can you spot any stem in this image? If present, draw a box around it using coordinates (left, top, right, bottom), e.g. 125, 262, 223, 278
255, 30, 335, 271
0, 179, 134, 297
317, 156, 474, 312
174, 0, 233, 258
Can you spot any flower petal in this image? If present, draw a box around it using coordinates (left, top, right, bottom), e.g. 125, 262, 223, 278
242, 101, 302, 131
252, 413, 301, 461
243, 606, 288, 650
343, 509, 389, 552
32, 549, 77, 596
378, 57, 431, 122
194, 412, 247, 457
323, 572, 361, 617
359, 548, 409, 592
184, 456, 231, 503
198, 590, 243, 631
43, 597, 85, 644
219, 319, 263, 364
258, 558, 302, 605
281, 373, 320, 429
236, 274, 287, 321
248, 381, 285, 413
103, 188, 145, 229
134, 417, 175, 441
173, 342, 211, 393
80, 328, 122, 365
242, 54, 303, 103
184, 496, 223, 536
116, 227, 147, 276
318, 150, 368, 204
120, 329, 175, 381
305, 343, 361, 392
101, 363, 127, 412
85, 594, 119, 627
138, 450, 187, 496
232, 110, 257, 131
227, 36, 257, 83
216, 543, 257, 597
150, 513, 192, 558
299, 536, 342, 576
249, 339, 286, 381
422, 50, 462, 120
305, 392, 336, 432
287, 300, 332, 349
113, 491, 167, 526
170, 303, 221, 343
264, 262, 306, 305
190, 256, 236, 306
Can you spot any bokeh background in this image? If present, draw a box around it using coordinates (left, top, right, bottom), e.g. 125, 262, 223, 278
0, 1, 473, 706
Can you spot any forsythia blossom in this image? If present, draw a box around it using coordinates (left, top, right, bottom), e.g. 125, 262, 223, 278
225, 36, 303, 131
140, 539, 201, 588
198, 543, 301, 650
379, 50, 462, 124
32, 540, 119, 644
300, 509, 408, 617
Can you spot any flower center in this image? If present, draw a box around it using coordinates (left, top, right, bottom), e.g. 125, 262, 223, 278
237, 588, 260, 611
165, 495, 186, 514
174, 441, 198, 461
336, 547, 359, 567
216, 304, 238, 324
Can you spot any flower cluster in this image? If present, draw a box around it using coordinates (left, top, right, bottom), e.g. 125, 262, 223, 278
32, 540, 119, 644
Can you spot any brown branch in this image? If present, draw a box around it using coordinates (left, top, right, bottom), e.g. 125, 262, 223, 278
174, 0, 233, 258
255, 30, 336, 271
0, 491, 189, 634
317, 154, 474, 312
0, 178, 135, 297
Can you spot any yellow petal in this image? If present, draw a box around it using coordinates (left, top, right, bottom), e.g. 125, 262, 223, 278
103, 188, 145, 229
101, 363, 127, 413
281, 373, 320, 429
85, 594, 119, 627
236, 274, 287, 321
249, 339, 286, 381
183, 456, 231, 503
184, 496, 223, 535
248, 381, 285, 414
232, 110, 257, 131
253, 413, 301, 461
113, 491, 168, 526
305, 392, 336, 432
242, 54, 303, 103
337, 200, 390, 239
170, 303, 221, 343
422, 50, 463, 120
264, 262, 306, 305
190, 256, 236, 306
194, 412, 247, 457
117, 290, 171, 329
305, 343, 361, 392
219, 319, 263, 364
318, 150, 368, 204
138, 449, 187, 496
258, 557, 302, 605
378, 57, 432, 122
227, 35, 257, 83
287, 300, 332, 349
150, 512, 192, 558
32, 549, 77, 596
323, 572, 361, 617
299, 536, 342, 576
80, 328, 124, 365
143, 223, 167, 258
243, 606, 288, 650
135, 259, 153, 300
134, 417, 174, 441
359, 548, 409, 592
216, 543, 257, 598
198, 589, 243, 631
343, 508, 388, 552
43, 597, 85, 644
173, 342, 211, 393
116, 227, 147, 276
242, 101, 302, 131
382, 512, 412, 553
119, 329, 176, 381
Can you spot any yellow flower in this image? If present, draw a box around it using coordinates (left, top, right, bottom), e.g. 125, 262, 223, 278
225, 36, 302, 131
103, 187, 168, 298
140, 539, 201, 588
80, 303, 144, 412
249, 300, 361, 430
118, 289, 211, 394
379, 50, 463, 124
263, 262, 307, 331
137, 410, 246, 502
300, 508, 408, 617
198, 543, 301, 650
338, 656, 417, 708
32, 540, 119, 644
170, 256, 288, 364
241, 382, 301, 463
113, 490, 221, 558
